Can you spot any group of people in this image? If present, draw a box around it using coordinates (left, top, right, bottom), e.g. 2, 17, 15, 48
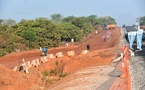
128, 26, 144, 51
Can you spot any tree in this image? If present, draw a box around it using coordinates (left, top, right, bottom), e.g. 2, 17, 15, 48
62, 16, 75, 23
86, 15, 100, 29
82, 23, 92, 35
0, 14, 117, 56
21, 30, 36, 41
16, 18, 61, 48
72, 17, 86, 29
0, 24, 23, 53
98, 16, 116, 25
86, 15, 98, 26
57, 24, 83, 42
2, 19, 16, 26
21, 30, 37, 48
140, 16, 145, 25
51, 13, 63, 23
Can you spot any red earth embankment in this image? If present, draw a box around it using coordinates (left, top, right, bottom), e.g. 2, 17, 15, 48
0, 27, 121, 90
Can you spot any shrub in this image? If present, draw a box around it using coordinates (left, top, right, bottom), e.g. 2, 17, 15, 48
0, 51, 5, 57
4, 47, 13, 53
55, 61, 59, 66
58, 71, 68, 77
49, 70, 54, 76
42, 71, 48, 77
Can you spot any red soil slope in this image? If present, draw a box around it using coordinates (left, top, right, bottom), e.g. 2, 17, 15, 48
0, 27, 121, 90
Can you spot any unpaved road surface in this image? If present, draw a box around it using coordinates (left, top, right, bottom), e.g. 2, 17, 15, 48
47, 63, 121, 90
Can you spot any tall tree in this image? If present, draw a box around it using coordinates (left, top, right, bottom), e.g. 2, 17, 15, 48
86, 15, 99, 29
51, 13, 63, 23
72, 17, 86, 29
98, 16, 116, 25
57, 24, 83, 42
62, 16, 75, 23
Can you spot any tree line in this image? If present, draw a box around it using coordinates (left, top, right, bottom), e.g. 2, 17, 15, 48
0, 14, 117, 57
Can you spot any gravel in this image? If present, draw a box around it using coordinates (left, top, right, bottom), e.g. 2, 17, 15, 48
129, 56, 145, 90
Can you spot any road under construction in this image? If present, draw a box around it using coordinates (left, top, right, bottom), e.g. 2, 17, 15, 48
0, 26, 145, 90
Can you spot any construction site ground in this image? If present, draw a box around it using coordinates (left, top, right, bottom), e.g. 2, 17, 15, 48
0, 27, 122, 90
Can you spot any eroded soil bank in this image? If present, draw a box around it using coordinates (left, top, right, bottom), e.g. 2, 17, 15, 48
0, 28, 121, 90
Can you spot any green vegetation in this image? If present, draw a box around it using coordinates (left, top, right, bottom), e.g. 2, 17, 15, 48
0, 50, 5, 57
42, 71, 48, 77
140, 16, 145, 25
42, 70, 54, 85
49, 60, 67, 77
0, 14, 117, 56
41, 60, 68, 85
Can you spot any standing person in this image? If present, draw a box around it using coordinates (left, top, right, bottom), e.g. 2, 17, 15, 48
95, 30, 98, 36
104, 24, 107, 30
136, 26, 143, 51
102, 24, 105, 30
42, 46, 48, 56
128, 31, 137, 50
104, 36, 107, 42
87, 44, 90, 51
71, 38, 74, 45
104, 37, 107, 42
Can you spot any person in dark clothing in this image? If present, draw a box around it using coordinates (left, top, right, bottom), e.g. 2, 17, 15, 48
104, 37, 107, 42
102, 24, 105, 30
104, 24, 107, 30
87, 44, 90, 51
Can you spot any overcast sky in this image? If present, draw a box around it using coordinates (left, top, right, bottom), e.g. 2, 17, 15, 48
0, 0, 145, 26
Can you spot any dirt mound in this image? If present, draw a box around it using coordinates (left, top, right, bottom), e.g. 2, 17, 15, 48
0, 64, 45, 90
0, 28, 121, 90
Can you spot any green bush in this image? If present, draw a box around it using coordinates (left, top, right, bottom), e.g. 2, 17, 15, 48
55, 61, 59, 66
49, 70, 55, 76
58, 71, 68, 77
42, 71, 48, 77
4, 47, 13, 53
0, 51, 5, 57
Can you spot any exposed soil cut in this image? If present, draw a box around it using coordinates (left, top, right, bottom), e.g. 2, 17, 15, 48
0, 27, 121, 90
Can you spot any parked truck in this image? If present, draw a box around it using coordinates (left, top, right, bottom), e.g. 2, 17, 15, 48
106, 24, 117, 30
102, 24, 117, 30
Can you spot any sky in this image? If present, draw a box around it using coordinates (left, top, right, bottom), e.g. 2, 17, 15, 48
0, 0, 145, 26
